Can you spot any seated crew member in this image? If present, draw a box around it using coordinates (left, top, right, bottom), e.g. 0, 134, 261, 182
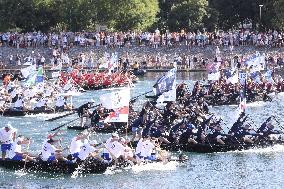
40, 138, 67, 162
7, 135, 35, 161
179, 124, 198, 145
119, 137, 136, 163
257, 119, 282, 140
77, 102, 92, 127
34, 97, 47, 111
135, 135, 156, 161
207, 120, 226, 145
14, 95, 24, 110
77, 140, 99, 161
55, 96, 67, 112
228, 112, 247, 135
0, 123, 17, 160
234, 124, 255, 144
69, 133, 85, 160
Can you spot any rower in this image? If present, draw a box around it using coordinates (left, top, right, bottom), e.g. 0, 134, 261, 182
55, 96, 67, 112
69, 133, 85, 160
135, 135, 156, 161
119, 137, 136, 163
179, 123, 198, 145
34, 97, 47, 111
228, 112, 247, 135
14, 95, 24, 110
40, 138, 67, 162
76, 140, 99, 161
234, 124, 255, 144
207, 118, 226, 145
257, 118, 283, 140
0, 123, 17, 160
77, 102, 92, 127
7, 135, 35, 162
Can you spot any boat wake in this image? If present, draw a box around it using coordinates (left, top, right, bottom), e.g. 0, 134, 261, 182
14, 169, 28, 177
130, 161, 179, 173
230, 144, 284, 154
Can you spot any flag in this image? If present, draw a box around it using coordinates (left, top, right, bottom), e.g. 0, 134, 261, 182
104, 107, 129, 122
207, 62, 220, 81
239, 88, 246, 113
225, 69, 238, 84
239, 73, 247, 113
153, 67, 177, 95
157, 87, 176, 103
239, 72, 246, 85
21, 64, 36, 78
36, 66, 44, 83
100, 88, 131, 122
265, 69, 274, 83
52, 71, 60, 78
100, 88, 130, 109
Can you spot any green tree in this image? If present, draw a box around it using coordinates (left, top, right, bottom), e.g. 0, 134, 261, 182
96, 0, 159, 31
167, 0, 208, 31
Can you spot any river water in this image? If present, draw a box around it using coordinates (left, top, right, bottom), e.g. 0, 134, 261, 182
1, 71, 284, 189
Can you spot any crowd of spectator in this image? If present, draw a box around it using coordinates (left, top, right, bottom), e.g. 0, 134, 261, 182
0, 29, 284, 70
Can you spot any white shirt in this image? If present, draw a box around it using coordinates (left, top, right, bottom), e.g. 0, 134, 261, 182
56, 97, 65, 107
36, 99, 46, 108
70, 137, 83, 154
107, 141, 125, 158
7, 138, 22, 158
135, 139, 143, 155
140, 140, 155, 157
14, 98, 23, 108
78, 142, 96, 160
41, 141, 56, 160
0, 127, 16, 144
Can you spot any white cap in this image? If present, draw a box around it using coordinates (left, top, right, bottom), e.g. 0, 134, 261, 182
5, 123, 12, 129
112, 133, 119, 138
119, 137, 126, 143
89, 140, 98, 145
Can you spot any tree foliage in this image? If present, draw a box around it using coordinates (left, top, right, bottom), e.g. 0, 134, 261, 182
1, 0, 284, 32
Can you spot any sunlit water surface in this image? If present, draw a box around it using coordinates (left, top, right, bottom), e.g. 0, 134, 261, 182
1, 72, 284, 189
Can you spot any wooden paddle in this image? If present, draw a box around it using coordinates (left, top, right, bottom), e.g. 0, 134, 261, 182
50, 117, 80, 132
46, 110, 77, 122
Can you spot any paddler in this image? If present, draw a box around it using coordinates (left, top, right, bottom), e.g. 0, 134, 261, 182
39, 138, 67, 162
7, 135, 35, 162
0, 123, 17, 160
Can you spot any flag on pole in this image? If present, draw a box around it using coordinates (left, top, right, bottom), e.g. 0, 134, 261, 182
153, 67, 177, 95
36, 66, 44, 83
21, 64, 36, 78
239, 73, 247, 113
207, 62, 220, 81
100, 88, 130, 122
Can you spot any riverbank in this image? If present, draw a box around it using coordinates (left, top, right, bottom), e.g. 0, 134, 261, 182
1, 45, 284, 69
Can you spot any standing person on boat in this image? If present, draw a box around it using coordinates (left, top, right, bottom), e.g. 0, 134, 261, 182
0, 123, 17, 160
77, 102, 92, 127
7, 135, 35, 162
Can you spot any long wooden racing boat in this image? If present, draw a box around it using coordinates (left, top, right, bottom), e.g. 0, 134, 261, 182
0, 157, 109, 174
160, 139, 284, 153
0, 108, 75, 117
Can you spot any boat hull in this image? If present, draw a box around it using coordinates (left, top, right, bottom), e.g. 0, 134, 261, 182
0, 158, 109, 174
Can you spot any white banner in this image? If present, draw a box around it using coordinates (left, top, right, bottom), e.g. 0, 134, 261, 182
100, 88, 130, 109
